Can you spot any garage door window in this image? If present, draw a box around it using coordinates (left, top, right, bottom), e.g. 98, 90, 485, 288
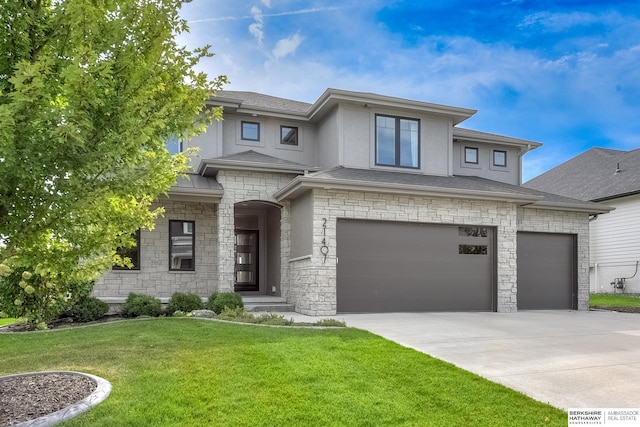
459, 245, 488, 255
459, 226, 488, 237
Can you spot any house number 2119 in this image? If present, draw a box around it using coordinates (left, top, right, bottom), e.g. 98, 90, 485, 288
320, 218, 329, 264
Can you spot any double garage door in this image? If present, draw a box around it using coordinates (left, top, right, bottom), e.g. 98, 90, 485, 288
336, 219, 577, 313
336, 219, 496, 313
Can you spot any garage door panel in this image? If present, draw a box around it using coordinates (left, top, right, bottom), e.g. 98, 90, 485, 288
337, 219, 495, 313
517, 232, 576, 310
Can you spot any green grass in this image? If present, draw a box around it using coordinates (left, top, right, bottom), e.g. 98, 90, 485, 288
590, 293, 640, 307
0, 318, 15, 326
0, 318, 566, 426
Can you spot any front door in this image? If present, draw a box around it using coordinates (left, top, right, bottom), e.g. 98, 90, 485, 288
235, 230, 259, 292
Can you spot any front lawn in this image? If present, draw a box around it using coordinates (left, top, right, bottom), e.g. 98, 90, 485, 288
0, 318, 565, 426
590, 293, 640, 308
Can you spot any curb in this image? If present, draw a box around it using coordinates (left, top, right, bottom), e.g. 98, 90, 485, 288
5, 371, 111, 427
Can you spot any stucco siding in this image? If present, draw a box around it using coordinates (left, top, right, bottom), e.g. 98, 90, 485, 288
590, 194, 640, 293
516, 207, 590, 310
453, 141, 520, 185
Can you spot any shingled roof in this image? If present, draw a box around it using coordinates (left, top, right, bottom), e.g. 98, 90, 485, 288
524, 147, 640, 201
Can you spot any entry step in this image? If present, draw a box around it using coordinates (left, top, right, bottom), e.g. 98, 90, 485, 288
243, 296, 294, 312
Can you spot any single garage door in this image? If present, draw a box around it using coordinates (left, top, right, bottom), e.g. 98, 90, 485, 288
517, 232, 577, 309
336, 219, 496, 313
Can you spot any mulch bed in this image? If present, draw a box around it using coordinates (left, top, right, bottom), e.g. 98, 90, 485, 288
0, 372, 96, 426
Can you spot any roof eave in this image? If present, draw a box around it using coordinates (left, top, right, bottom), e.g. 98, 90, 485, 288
164, 188, 224, 204
308, 88, 477, 125
199, 159, 321, 176
522, 201, 614, 215
453, 129, 543, 151
274, 176, 542, 204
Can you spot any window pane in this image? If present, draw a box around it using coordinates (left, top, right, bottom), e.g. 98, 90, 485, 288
494, 150, 507, 167
399, 119, 419, 168
465, 147, 478, 164
170, 220, 195, 271
166, 135, 181, 155
376, 116, 396, 166
114, 230, 140, 270
459, 245, 488, 255
241, 122, 260, 141
281, 126, 298, 145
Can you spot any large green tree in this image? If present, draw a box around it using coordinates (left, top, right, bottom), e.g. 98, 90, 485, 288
0, 0, 226, 326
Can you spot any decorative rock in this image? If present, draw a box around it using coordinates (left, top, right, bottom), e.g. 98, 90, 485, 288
191, 309, 216, 318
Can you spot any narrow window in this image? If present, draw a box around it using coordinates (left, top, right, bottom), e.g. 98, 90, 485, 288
464, 147, 479, 164
169, 220, 195, 271
166, 135, 182, 155
376, 115, 420, 168
241, 121, 260, 141
113, 230, 141, 270
493, 150, 507, 167
458, 227, 488, 237
280, 126, 298, 145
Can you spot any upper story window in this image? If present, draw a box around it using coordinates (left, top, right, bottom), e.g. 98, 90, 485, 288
376, 115, 420, 169
241, 121, 260, 141
464, 147, 479, 164
166, 135, 182, 155
280, 126, 298, 145
169, 220, 195, 271
493, 150, 507, 167
113, 230, 141, 271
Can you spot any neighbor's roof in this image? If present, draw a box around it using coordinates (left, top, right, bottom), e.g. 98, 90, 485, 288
274, 166, 610, 214
524, 147, 640, 202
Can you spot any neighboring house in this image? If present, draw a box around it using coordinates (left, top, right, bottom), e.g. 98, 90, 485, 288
525, 147, 640, 294
94, 89, 609, 315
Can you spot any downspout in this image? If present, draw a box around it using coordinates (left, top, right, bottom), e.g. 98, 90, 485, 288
518, 144, 531, 186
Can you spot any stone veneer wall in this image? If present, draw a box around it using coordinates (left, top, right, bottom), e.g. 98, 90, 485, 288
94, 199, 218, 302
213, 170, 295, 294
288, 188, 520, 315
517, 207, 590, 310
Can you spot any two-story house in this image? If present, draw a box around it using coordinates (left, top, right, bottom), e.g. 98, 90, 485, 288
95, 89, 609, 315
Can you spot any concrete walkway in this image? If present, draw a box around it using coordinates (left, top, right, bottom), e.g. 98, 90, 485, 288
278, 310, 640, 410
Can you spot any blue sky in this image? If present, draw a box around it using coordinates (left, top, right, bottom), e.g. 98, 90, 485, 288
179, 1, 640, 181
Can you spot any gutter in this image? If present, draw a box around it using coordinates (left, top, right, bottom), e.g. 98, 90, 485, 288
274, 175, 543, 204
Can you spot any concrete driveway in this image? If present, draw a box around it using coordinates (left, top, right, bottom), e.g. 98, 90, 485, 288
286, 310, 640, 410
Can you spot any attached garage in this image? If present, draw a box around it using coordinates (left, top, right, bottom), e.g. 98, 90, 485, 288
336, 219, 496, 313
517, 232, 577, 310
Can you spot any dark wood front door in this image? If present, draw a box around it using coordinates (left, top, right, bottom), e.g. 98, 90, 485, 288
235, 230, 259, 292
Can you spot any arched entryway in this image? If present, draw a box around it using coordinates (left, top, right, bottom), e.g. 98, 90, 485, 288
234, 201, 282, 295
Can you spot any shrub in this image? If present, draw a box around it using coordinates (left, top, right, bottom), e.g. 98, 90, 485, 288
167, 292, 203, 314
255, 313, 293, 326
216, 306, 256, 323
66, 296, 109, 323
120, 293, 162, 317
207, 292, 243, 314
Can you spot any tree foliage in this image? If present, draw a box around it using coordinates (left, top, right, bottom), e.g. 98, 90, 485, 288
0, 0, 226, 326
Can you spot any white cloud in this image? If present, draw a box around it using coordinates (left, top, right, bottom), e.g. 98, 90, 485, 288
519, 11, 620, 32
272, 33, 303, 60
261, 0, 271, 7
249, 6, 264, 46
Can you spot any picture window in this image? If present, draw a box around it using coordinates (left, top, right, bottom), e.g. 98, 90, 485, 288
375, 115, 420, 169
